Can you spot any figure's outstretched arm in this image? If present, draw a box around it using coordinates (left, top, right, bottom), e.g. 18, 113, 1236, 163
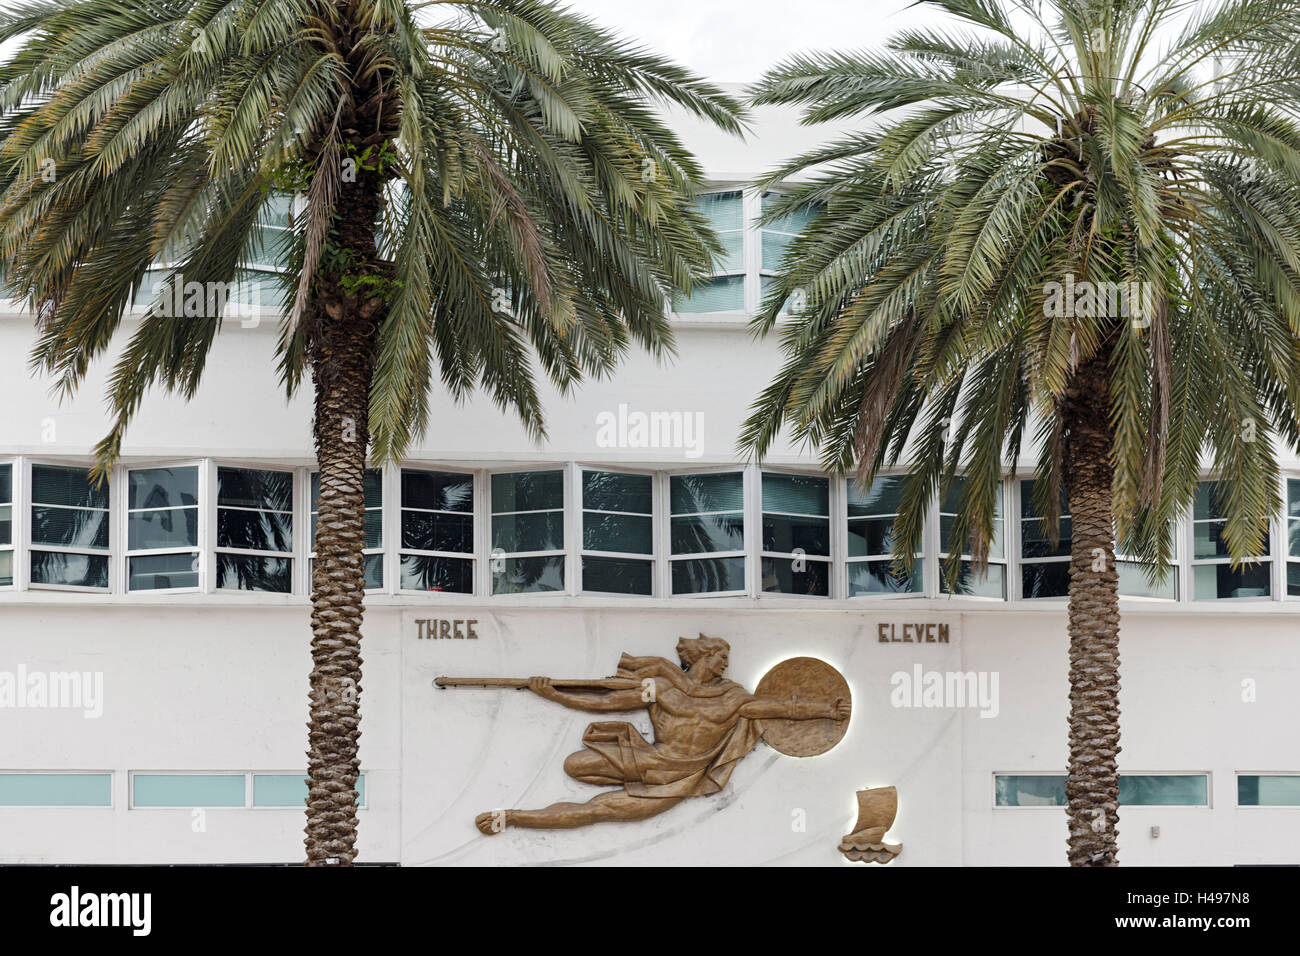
527, 677, 649, 712
739, 695, 850, 721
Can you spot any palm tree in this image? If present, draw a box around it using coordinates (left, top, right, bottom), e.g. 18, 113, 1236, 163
740, 0, 1300, 865
0, 0, 743, 864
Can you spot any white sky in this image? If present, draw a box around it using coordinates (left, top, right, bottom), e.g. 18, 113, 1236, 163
560, 0, 942, 82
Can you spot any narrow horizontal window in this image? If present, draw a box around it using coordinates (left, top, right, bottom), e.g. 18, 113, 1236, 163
132, 773, 245, 808
491, 470, 564, 594
252, 773, 366, 808
995, 774, 1208, 807
846, 476, 921, 596
400, 469, 474, 593
1238, 774, 1300, 806
0, 772, 111, 807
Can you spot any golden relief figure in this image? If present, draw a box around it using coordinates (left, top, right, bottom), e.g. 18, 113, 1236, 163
436, 635, 850, 832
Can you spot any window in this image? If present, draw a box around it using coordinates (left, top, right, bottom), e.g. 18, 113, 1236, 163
126, 466, 200, 591
1238, 774, 1300, 806
29, 464, 110, 589
0, 772, 112, 807
669, 472, 746, 594
846, 476, 921, 596
400, 469, 474, 593
1115, 529, 1178, 599
760, 191, 818, 314
760, 472, 829, 596
672, 191, 745, 313
0, 462, 11, 586
995, 774, 1208, 807
311, 469, 383, 590
1286, 479, 1300, 596
939, 478, 1005, 598
1192, 481, 1271, 599
491, 470, 564, 594
129, 772, 365, 808
215, 466, 294, 592
581, 470, 654, 595
1018, 480, 1070, 598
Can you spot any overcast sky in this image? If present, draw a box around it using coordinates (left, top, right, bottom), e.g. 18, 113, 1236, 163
561, 0, 943, 83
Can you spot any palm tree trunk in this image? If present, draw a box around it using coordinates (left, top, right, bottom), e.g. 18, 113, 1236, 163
303, 181, 384, 866
1062, 348, 1121, 866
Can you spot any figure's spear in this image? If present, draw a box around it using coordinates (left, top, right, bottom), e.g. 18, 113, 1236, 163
434, 676, 639, 690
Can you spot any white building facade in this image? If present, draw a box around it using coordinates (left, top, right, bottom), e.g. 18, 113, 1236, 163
1, 101, 1298, 867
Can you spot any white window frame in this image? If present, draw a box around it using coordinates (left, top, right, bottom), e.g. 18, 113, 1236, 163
758, 467, 832, 599
1188, 478, 1274, 602
0, 769, 115, 809
665, 466, 750, 598
211, 460, 300, 596
992, 771, 1212, 809
670, 187, 750, 318
395, 463, 478, 598
121, 459, 205, 595
487, 464, 570, 597
25, 457, 113, 593
845, 472, 926, 600
575, 464, 658, 597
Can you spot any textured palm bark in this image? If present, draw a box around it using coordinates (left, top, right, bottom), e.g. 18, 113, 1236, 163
302, 176, 386, 867
1061, 347, 1121, 866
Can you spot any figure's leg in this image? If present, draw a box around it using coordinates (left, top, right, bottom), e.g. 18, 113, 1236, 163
562, 748, 623, 786
476, 791, 681, 834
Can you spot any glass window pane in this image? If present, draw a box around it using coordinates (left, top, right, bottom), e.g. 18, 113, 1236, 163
128, 508, 198, 550
1289, 479, 1300, 518
492, 512, 564, 553
217, 507, 292, 552
941, 561, 1005, 598
128, 467, 198, 510
0, 773, 112, 807
583, 556, 653, 595
848, 559, 922, 596
761, 556, 830, 596
761, 192, 818, 234
762, 473, 828, 515
847, 476, 907, 516
0, 550, 11, 587
129, 552, 199, 591
582, 471, 651, 514
217, 467, 292, 511
672, 274, 745, 313
133, 774, 245, 808
762, 514, 829, 556
1021, 561, 1069, 598
762, 230, 794, 271
253, 773, 365, 807
672, 556, 746, 594
492, 555, 564, 594
1193, 562, 1270, 599
30, 551, 109, 588
402, 511, 473, 554
32, 465, 107, 509
1288, 561, 1300, 596
670, 472, 743, 514
1020, 480, 1069, 520
1117, 561, 1176, 599
847, 516, 899, 558
0, 463, 10, 503
1238, 775, 1300, 806
995, 775, 1066, 806
1118, 775, 1207, 806
491, 471, 563, 513
670, 513, 744, 554
31, 506, 109, 549
1021, 518, 1071, 558
697, 190, 743, 231
402, 470, 473, 512
0, 504, 10, 546
583, 512, 652, 554
400, 555, 473, 593
216, 554, 292, 592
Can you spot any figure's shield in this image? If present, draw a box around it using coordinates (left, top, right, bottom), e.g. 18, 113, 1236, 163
754, 657, 852, 757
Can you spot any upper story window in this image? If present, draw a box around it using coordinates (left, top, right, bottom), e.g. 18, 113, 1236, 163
846, 476, 921, 596
1286, 479, 1300, 598
580, 469, 654, 595
127, 465, 199, 592
940, 478, 1006, 598
669, 471, 746, 595
399, 469, 474, 594
0, 462, 11, 587
671, 191, 745, 313
1018, 480, 1071, 598
760, 192, 818, 314
760, 472, 829, 596
215, 466, 294, 592
311, 469, 383, 590
491, 470, 565, 594
29, 464, 110, 590
1192, 481, 1271, 599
